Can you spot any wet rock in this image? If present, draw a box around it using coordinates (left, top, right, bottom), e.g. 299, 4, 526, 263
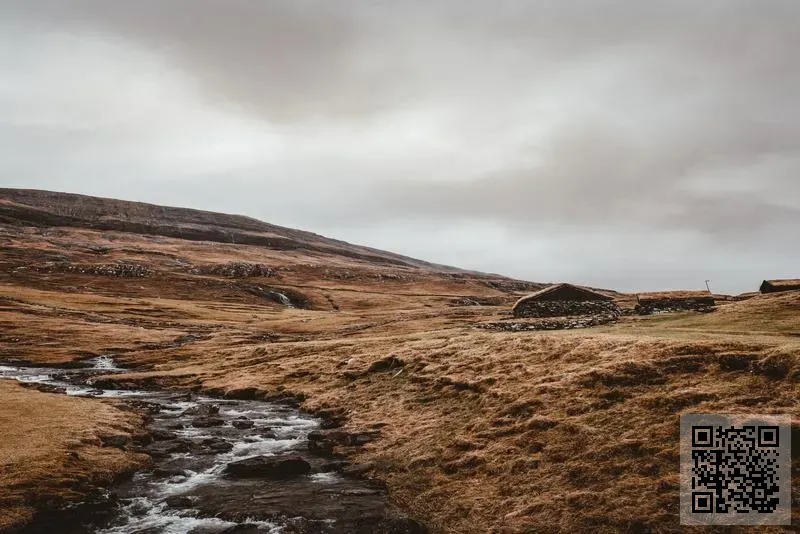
126, 400, 163, 415
261, 430, 278, 439
232, 417, 255, 429
152, 467, 190, 479
308, 439, 334, 458
183, 403, 220, 417
165, 495, 196, 509
143, 440, 190, 458
150, 429, 179, 441
225, 455, 311, 479
191, 416, 226, 428
316, 460, 349, 473
221, 525, 272, 534
308, 429, 347, 443
201, 437, 234, 454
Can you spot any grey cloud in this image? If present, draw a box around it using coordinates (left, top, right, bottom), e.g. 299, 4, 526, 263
1, 1, 799, 292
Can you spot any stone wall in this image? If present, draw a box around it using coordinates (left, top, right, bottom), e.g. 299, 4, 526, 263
635, 299, 716, 315
477, 313, 619, 332
512, 299, 621, 318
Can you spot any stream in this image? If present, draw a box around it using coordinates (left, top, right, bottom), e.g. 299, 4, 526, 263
0, 358, 421, 534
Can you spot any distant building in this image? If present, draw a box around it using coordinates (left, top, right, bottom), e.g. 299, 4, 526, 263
759, 279, 800, 294
635, 291, 716, 314
512, 283, 619, 318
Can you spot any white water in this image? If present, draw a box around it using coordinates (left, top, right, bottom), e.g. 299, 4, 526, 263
0, 357, 382, 534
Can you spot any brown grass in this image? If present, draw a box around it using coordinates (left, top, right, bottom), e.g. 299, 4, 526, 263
0, 381, 148, 531
0, 223, 798, 532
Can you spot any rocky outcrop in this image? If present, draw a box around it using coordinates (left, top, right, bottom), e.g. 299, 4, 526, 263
512, 299, 621, 318
190, 262, 277, 278
31, 262, 152, 278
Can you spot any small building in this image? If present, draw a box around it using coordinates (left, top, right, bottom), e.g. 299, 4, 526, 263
512, 283, 619, 318
759, 279, 800, 294
635, 290, 716, 314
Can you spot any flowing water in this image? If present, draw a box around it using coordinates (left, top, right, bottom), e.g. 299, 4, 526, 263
0, 358, 417, 534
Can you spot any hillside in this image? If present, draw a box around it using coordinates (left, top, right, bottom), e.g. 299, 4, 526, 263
0, 188, 511, 275
0, 189, 797, 533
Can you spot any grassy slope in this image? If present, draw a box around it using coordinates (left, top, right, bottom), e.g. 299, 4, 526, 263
0, 200, 797, 532
0, 381, 148, 532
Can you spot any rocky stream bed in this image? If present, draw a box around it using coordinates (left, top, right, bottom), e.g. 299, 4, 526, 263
0, 358, 424, 534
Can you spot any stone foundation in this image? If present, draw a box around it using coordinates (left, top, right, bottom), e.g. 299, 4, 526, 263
512, 299, 621, 318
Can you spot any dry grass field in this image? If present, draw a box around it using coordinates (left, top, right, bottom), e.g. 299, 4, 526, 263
0, 191, 797, 532
0, 381, 148, 532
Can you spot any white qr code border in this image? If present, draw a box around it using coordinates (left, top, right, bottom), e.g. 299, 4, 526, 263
679, 413, 792, 526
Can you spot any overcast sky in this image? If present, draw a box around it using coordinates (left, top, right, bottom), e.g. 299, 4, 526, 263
1, 1, 798, 293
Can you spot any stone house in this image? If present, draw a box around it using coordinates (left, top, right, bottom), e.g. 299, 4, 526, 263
512, 283, 619, 318
759, 279, 800, 294
635, 291, 715, 314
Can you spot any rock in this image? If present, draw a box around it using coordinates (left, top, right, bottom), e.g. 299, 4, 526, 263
348, 431, 380, 446
165, 495, 195, 509
225, 455, 311, 479
131, 433, 153, 446
376, 517, 429, 534
220, 525, 270, 534
21, 383, 67, 395
152, 468, 190, 479
100, 435, 129, 448
308, 439, 334, 458
308, 429, 348, 444
143, 440, 190, 458
201, 437, 234, 454
232, 417, 255, 429
183, 404, 220, 417
476, 312, 619, 332
317, 460, 349, 473
191, 417, 225, 428
150, 429, 179, 441
340, 463, 374, 478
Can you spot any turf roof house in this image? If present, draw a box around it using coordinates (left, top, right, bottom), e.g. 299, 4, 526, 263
635, 290, 716, 314
512, 283, 620, 318
760, 279, 800, 293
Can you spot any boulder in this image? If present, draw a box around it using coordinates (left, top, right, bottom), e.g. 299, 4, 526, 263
165, 495, 195, 509
191, 416, 225, 428
144, 440, 190, 458
225, 455, 311, 479
232, 417, 255, 429
150, 429, 179, 441
183, 404, 220, 417
201, 437, 234, 454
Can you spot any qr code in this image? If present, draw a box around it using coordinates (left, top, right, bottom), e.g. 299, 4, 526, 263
680, 414, 791, 525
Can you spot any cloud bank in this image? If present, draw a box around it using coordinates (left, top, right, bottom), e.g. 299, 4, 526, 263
1, 1, 798, 292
